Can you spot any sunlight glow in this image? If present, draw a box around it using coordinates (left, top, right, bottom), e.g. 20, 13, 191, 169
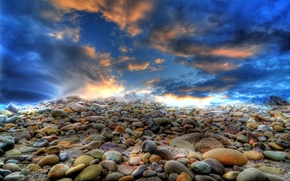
155, 94, 212, 107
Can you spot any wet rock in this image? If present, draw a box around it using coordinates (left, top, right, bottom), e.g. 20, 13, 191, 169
164, 160, 194, 179
202, 148, 248, 166
132, 165, 147, 177
263, 151, 285, 161
0, 135, 15, 151
33, 139, 50, 148
47, 164, 69, 179
236, 168, 266, 181
203, 158, 225, 175
74, 155, 94, 167
154, 148, 174, 160
74, 164, 103, 181
141, 140, 157, 154
191, 161, 211, 174
102, 151, 123, 164
37, 154, 59, 167
118, 165, 134, 175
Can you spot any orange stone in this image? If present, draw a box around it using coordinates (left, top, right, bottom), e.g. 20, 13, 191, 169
119, 175, 135, 181
57, 141, 71, 148
243, 151, 264, 160
202, 148, 248, 166
176, 172, 192, 181
64, 107, 74, 113
149, 155, 162, 163
114, 126, 125, 133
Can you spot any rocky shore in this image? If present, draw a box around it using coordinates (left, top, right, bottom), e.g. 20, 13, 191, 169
0, 96, 289, 181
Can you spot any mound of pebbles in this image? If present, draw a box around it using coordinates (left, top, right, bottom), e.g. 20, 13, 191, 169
0, 97, 289, 181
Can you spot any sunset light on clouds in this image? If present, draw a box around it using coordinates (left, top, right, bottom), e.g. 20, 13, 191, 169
1, 0, 289, 106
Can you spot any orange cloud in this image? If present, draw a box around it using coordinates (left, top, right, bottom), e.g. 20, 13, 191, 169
50, 0, 155, 36
118, 56, 135, 62
100, 59, 111, 66
193, 62, 239, 73
118, 45, 132, 53
155, 58, 165, 64
210, 45, 261, 58
155, 93, 212, 106
128, 62, 150, 71
82, 45, 112, 66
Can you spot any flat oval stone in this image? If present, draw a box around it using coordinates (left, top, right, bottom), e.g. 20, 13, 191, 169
65, 164, 86, 176
195, 175, 217, 181
243, 151, 264, 160
33, 139, 50, 148
222, 171, 240, 180
74, 155, 94, 167
101, 160, 116, 171
47, 164, 69, 179
74, 164, 103, 181
203, 158, 225, 175
164, 160, 194, 179
102, 151, 122, 164
263, 151, 285, 161
46, 146, 60, 154
202, 148, 248, 166
132, 165, 147, 177
236, 168, 266, 181
105, 172, 124, 181
117, 165, 134, 175
154, 148, 174, 160
3, 163, 20, 172
51, 109, 68, 118
37, 154, 59, 167
170, 139, 195, 151
258, 166, 285, 175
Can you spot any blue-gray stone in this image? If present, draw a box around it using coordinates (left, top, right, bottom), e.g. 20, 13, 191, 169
33, 139, 50, 148
59, 151, 68, 161
36, 108, 50, 114
5, 116, 19, 123
132, 165, 147, 177
0, 135, 15, 151
5, 104, 18, 113
0, 115, 8, 123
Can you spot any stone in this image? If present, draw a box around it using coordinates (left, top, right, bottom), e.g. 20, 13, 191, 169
274, 125, 284, 132
164, 160, 194, 179
149, 155, 162, 163
5, 116, 19, 123
132, 165, 147, 177
268, 142, 284, 151
37, 154, 59, 167
236, 168, 266, 181
36, 107, 50, 113
132, 130, 143, 139
91, 149, 105, 159
151, 162, 163, 172
27, 164, 41, 172
86, 141, 101, 150
51, 109, 68, 118
153, 118, 170, 125
141, 140, 157, 154
258, 166, 285, 175
100, 128, 114, 140
4, 148, 21, 157
74, 155, 94, 167
5, 103, 18, 113
202, 148, 248, 166
195, 138, 224, 153
74, 164, 103, 181
203, 158, 225, 175
195, 175, 217, 181
237, 135, 249, 143
67, 102, 86, 112
47, 164, 69, 179
0, 115, 8, 123
102, 150, 123, 164
3, 163, 20, 172
128, 157, 141, 165
105, 172, 124, 181
12, 131, 31, 142
170, 139, 195, 151
191, 161, 211, 174
0, 135, 15, 151
243, 151, 264, 160
101, 160, 116, 171
65, 164, 86, 176
118, 165, 134, 175
59, 151, 68, 161
3, 172, 25, 181
154, 148, 174, 160
33, 139, 50, 148
46, 146, 61, 154
119, 175, 135, 181
188, 152, 202, 161
263, 151, 285, 161
0, 168, 12, 177
143, 170, 157, 177
222, 171, 240, 180
0, 110, 13, 117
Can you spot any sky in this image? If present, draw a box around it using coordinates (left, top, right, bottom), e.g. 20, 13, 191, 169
0, 0, 290, 107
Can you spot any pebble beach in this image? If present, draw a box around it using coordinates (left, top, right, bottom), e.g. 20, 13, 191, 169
0, 96, 289, 181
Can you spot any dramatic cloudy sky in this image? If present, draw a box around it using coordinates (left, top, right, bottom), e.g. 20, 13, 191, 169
1, 0, 290, 106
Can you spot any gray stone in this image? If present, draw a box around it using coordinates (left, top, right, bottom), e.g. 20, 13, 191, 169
33, 139, 50, 148
142, 140, 157, 154
0, 135, 15, 151
191, 161, 211, 174
51, 109, 68, 118
132, 165, 147, 177
236, 168, 266, 181
164, 160, 194, 179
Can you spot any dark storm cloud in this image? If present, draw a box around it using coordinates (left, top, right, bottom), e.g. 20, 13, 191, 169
0, 0, 114, 104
